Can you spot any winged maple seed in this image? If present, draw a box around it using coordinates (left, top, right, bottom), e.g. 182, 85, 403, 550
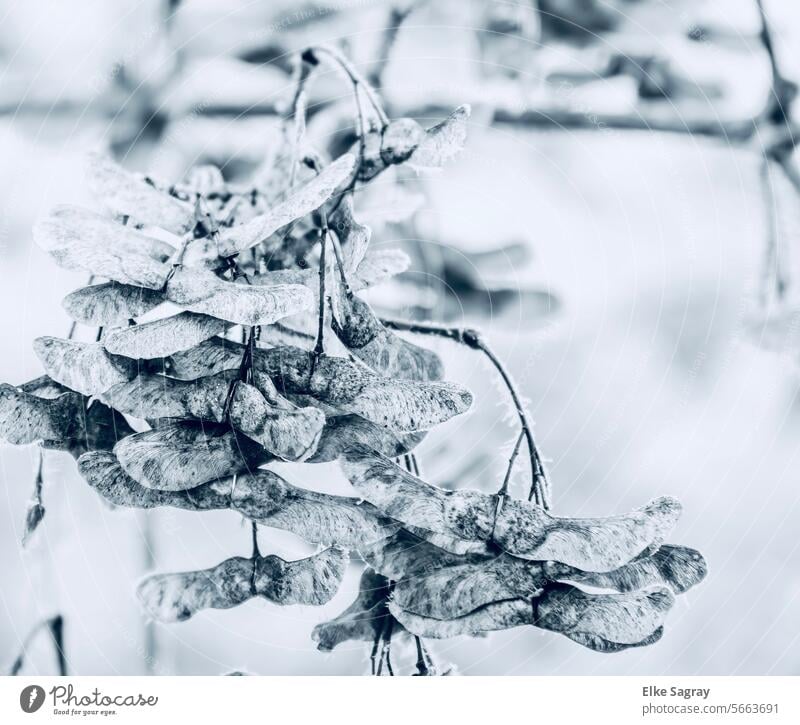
2, 50, 706, 672
137, 548, 347, 623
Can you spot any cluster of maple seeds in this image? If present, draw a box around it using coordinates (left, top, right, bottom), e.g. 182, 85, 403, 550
0, 49, 705, 675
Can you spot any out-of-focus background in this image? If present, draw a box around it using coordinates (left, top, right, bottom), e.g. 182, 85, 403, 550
2, 0, 800, 675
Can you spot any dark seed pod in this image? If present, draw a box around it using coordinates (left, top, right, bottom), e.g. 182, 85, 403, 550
308, 415, 425, 463
33, 337, 136, 397
62, 282, 165, 327
312, 569, 395, 651
114, 422, 270, 491
331, 280, 444, 381
380, 118, 425, 166
137, 548, 347, 623
390, 583, 674, 650
259, 346, 471, 431
0, 384, 84, 445
102, 312, 229, 360
342, 446, 681, 571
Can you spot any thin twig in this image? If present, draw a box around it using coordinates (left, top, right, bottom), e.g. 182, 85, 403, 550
313, 227, 328, 358
380, 318, 551, 508
758, 157, 787, 303
498, 430, 525, 497
368, 2, 419, 91
755, 0, 796, 125
8, 615, 67, 676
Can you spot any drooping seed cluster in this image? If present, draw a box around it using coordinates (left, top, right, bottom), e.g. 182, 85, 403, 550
0, 86, 705, 673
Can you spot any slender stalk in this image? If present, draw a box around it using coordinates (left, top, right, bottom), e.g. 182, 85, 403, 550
313, 227, 328, 358
9, 615, 67, 675
755, 0, 796, 125
368, 2, 419, 91
380, 318, 551, 508
498, 430, 525, 497
758, 157, 787, 303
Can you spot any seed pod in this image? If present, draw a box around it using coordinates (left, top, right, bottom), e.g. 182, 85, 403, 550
403, 525, 493, 556
406, 105, 470, 171
62, 282, 165, 327
18, 375, 70, 399
331, 277, 443, 381
34, 337, 136, 397
380, 118, 425, 166
361, 529, 488, 581
389, 597, 530, 639
85, 152, 194, 234
312, 570, 394, 651
308, 415, 425, 463
164, 337, 245, 380
102, 371, 237, 422
563, 626, 664, 653
260, 347, 471, 432
228, 471, 400, 548
392, 553, 548, 620
342, 446, 681, 571
228, 382, 324, 461
114, 422, 270, 491
33, 205, 173, 289
0, 384, 83, 445
549, 545, 707, 595
165, 267, 313, 326
191, 154, 354, 260
78, 452, 397, 547
78, 450, 229, 510
331, 196, 371, 272
534, 583, 675, 647
392, 545, 706, 621
390, 583, 674, 650
353, 249, 410, 290
71, 400, 137, 456
102, 312, 229, 360
137, 548, 347, 623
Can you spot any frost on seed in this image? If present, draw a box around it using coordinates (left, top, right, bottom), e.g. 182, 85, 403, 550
342, 447, 682, 570
312, 569, 393, 651
0, 384, 83, 445
229, 471, 400, 548
308, 415, 425, 463
86, 152, 194, 234
211, 154, 355, 258
33, 205, 173, 289
259, 347, 469, 431
353, 249, 410, 290
102, 371, 237, 422
33, 337, 136, 397
113, 422, 270, 491
62, 282, 165, 327
390, 598, 531, 639
331, 280, 443, 381
406, 105, 470, 171
548, 544, 707, 594
533, 583, 675, 647
164, 337, 245, 380
332, 196, 371, 272
166, 267, 313, 326
228, 381, 325, 461
102, 312, 229, 359
137, 548, 347, 623
392, 554, 548, 620
77, 450, 227, 510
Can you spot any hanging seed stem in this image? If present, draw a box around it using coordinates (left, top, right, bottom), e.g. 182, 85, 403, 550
380, 318, 551, 508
